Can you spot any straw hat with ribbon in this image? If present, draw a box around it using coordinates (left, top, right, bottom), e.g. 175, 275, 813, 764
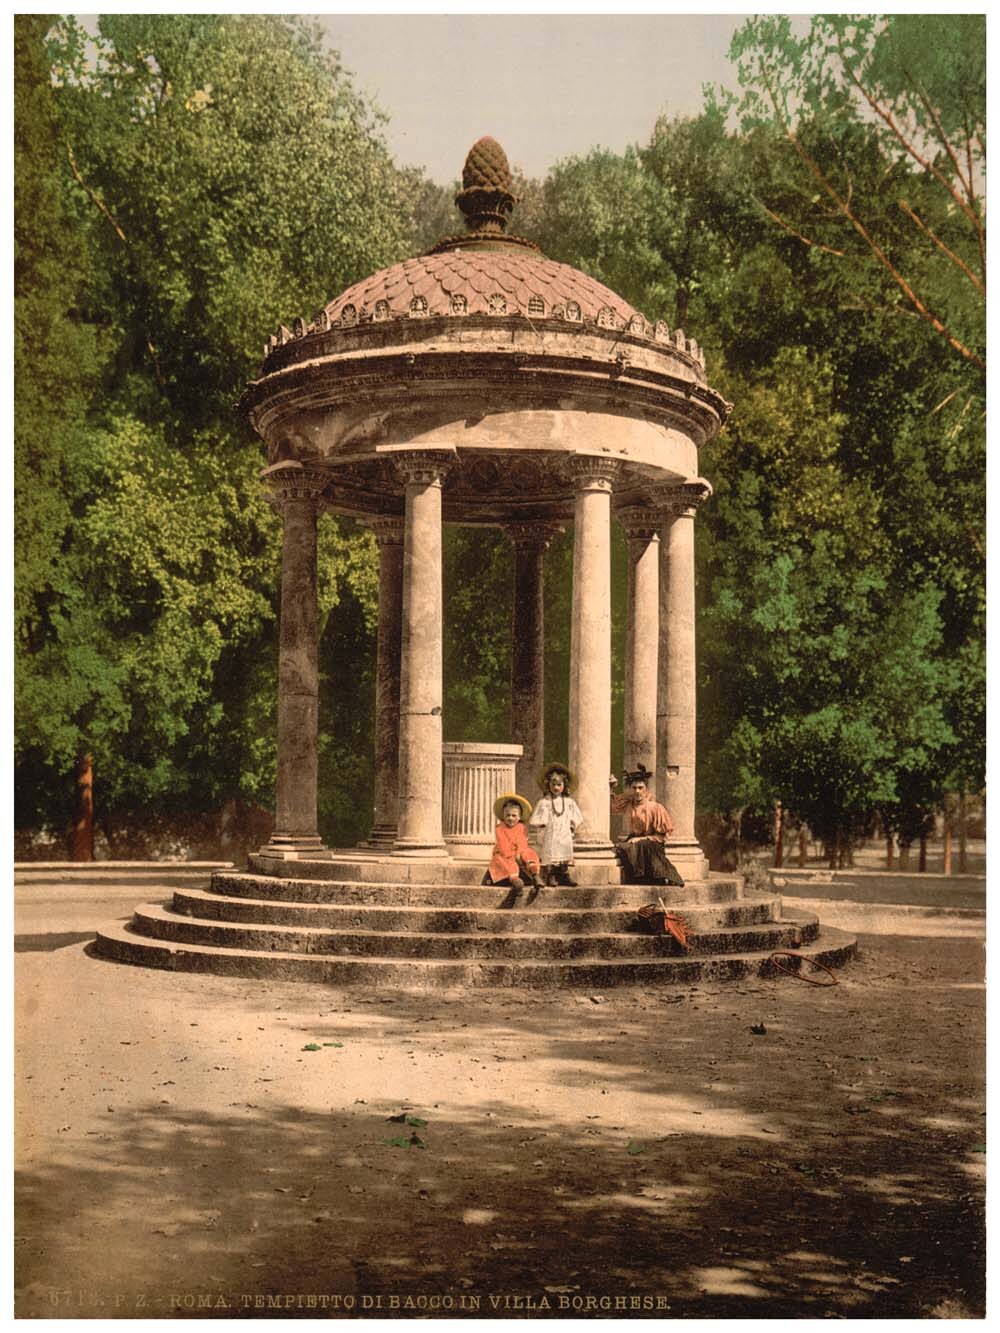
493, 792, 533, 822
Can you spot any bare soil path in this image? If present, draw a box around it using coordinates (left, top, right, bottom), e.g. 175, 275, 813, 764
15, 914, 984, 1320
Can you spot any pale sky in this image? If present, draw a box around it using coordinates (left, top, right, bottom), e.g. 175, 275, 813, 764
318, 14, 748, 184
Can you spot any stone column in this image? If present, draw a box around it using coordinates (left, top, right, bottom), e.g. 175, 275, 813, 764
366, 515, 405, 846
617, 507, 660, 777
393, 452, 453, 857
656, 479, 712, 879
504, 523, 561, 799
262, 461, 329, 857
567, 457, 620, 864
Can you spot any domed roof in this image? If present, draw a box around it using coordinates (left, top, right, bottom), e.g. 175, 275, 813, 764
322, 136, 641, 326
261, 137, 708, 376
323, 249, 641, 326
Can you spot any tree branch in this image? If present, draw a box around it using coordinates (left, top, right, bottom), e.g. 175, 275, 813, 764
901, 64, 986, 281
835, 36, 982, 236
898, 199, 985, 295
755, 51, 985, 371
66, 145, 165, 387
66, 145, 127, 243
753, 197, 847, 256
965, 521, 985, 562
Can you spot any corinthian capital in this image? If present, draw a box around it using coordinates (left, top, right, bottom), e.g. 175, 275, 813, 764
503, 521, 564, 552
616, 506, 661, 541
392, 450, 454, 488
655, 478, 713, 519
567, 455, 621, 493
261, 461, 329, 508
366, 514, 405, 546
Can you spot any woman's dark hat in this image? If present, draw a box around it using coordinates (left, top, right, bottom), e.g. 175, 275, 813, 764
494, 792, 533, 822
624, 764, 654, 786
537, 762, 575, 793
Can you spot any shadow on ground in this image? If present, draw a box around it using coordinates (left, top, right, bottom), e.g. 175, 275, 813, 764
15, 931, 984, 1319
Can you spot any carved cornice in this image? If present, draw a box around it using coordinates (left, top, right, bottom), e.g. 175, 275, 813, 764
366, 514, 405, 546
261, 462, 329, 508
567, 456, 621, 493
503, 521, 564, 552
616, 506, 661, 541
655, 479, 714, 519
392, 450, 455, 488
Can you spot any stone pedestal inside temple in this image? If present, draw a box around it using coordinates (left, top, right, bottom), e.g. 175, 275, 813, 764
442, 741, 522, 859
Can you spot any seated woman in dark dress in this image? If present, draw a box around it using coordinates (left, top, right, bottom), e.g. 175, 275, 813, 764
609, 765, 685, 887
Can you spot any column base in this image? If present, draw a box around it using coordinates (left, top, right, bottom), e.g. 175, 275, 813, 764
392, 840, 450, 859
258, 834, 331, 862
663, 841, 711, 882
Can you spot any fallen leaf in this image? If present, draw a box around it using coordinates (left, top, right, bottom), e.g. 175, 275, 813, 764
626, 1142, 646, 1156
302, 1044, 321, 1052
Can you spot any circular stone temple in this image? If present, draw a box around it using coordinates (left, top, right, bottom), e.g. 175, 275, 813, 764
95, 138, 856, 985
240, 135, 728, 880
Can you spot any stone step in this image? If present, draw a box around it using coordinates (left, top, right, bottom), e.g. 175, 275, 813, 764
127, 903, 818, 960
248, 852, 630, 886
211, 871, 743, 910
16, 864, 228, 887
173, 886, 778, 935
93, 921, 856, 987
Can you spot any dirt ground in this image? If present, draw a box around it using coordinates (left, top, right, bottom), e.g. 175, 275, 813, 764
14, 916, 985, 1321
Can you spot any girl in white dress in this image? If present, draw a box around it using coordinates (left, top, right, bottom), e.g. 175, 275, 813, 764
530, 763, 584, 887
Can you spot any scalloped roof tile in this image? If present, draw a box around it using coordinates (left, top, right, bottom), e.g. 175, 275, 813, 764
323, 250, 641, 325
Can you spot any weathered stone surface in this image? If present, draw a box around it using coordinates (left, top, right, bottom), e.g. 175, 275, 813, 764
94, 920, 856, 987
618, 508, 660, 777
214, 870, 744, 908
568, 459, 618, 858
126, 903, 817, 960
171, 885, 781, 935
394, 454, 450, 856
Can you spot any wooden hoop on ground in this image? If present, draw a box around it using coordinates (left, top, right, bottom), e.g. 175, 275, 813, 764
769, 950, 839, 986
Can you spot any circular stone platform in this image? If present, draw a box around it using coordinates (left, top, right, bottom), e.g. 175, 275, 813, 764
94, 857, 856, 987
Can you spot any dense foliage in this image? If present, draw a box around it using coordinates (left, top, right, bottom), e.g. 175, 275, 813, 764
15, 14, 984, 859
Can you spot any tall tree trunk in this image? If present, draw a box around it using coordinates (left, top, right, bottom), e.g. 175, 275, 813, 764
918, 833, 927, 873
943, 821, 953, 876
898, 839, 911, 871
837, 833, 847, 870
826, 837, 837, 870
958, 782, 968, 873
885, 833, 895, 870
798, 826, 808, 868
772, 800, 784, 868
70, 752, 94, 862
675, 285, 690, 331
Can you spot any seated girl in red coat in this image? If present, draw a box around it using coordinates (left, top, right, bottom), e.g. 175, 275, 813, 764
485, 793, 545, 901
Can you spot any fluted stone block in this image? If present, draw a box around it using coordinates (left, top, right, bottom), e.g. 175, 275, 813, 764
443, 741, 523, 859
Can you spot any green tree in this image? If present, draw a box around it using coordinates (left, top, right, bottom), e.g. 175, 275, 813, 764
726, 14, 985, 372
16, 14, 413, 844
